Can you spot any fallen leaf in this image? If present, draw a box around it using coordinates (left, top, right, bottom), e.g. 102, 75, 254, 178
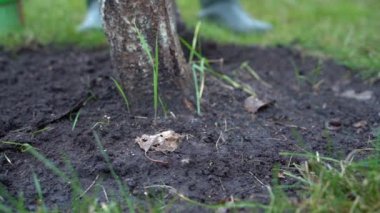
244, 96, 272, 113
135, 130, 183, 153
278, 172, 286, 179
353, 120, 367, 129
340, 89, 373, 101
183, 98, 195, 112
325, 118, 342, 131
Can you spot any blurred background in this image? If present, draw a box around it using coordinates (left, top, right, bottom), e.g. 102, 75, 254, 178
0, 0, 379, 77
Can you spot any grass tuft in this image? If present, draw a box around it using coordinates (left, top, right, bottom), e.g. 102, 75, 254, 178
181, 37, 256, 97
189, 22, 205, 115
32, 173, 46, 211
279, 145, 380, 212
192, 59, 205, 116
132, 23, 160, 119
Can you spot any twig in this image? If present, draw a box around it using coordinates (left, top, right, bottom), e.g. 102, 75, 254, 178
35, 95, 90, 130
274, 122, 308, 131
78, 175, 99, 199
215, 131, 225, 152
145, 152, 168, 164
253, 175, 265, 187
4, 153, 12, 165
345, 148, 374, 164
134, 116, 148, 119
144, 185, 210, 208
219, 177, 226, 193
101, 185, 109, 203
240, 61, 272, 88
287, 156, 293, 168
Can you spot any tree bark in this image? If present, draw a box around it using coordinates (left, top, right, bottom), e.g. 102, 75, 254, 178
102, 0, 192, 115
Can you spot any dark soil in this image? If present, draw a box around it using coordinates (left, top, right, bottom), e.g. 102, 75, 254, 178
0, 39, 379, 210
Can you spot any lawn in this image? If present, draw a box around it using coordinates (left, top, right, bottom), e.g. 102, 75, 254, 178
1, 0, 379, 77
178, 0, 380, 78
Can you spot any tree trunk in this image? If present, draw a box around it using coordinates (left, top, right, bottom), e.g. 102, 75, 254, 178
102, 0, 192, 115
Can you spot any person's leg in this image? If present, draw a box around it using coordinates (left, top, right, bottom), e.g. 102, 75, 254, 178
77, 0, 102, 31
77, 0, 271, 33
199, 0, 272, 33
86, 0, 93, 7
201, 0, 234, 7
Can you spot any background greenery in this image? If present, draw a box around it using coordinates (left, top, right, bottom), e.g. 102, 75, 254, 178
0, 0, 379, 77
179, 0, 380, 77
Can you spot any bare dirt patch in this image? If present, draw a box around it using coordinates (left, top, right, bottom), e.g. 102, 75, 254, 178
0, 40, 379, 210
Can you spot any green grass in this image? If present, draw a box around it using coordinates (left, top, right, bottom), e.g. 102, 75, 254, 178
180, 36, 257, 97
71, 110, 81, 131
178, 0, 380, 78
1, 0, 105, 48
132, 24, 160, 118
189, 22, 205, 116
153, 38, 159, 119
280, 147, 380, 212
111, 77, 130, 112
1, 0, 379, 77
192, 59, 206, 116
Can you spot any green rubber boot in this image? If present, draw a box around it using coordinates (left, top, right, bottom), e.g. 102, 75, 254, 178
199, 0, 272, 33
0, 0, 22, 35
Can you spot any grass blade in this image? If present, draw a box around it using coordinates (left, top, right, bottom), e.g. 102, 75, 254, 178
92, 131, 135, 212
133, 22, 154, 66
180, 37, 256, 96
240, 61, 272, 88
111, 77, 130, 112
133, 23, 160, 118
189, 22, 202, 64
25, 144, 70, 182
192, 64, 201, 115
192, 58, 206, 115
32, 173, 46, 210
158, 96, 169, 118
71, 110, 81, 131
153, 36, 159, 119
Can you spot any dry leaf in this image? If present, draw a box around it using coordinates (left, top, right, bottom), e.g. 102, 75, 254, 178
278, 171, 286, 179
325, 118, 342, 131
135, 130, 183, 153
353, 120, 367, 129
244, 96, 271, 113
183, 98, 195, 112
340, 89, 373, 101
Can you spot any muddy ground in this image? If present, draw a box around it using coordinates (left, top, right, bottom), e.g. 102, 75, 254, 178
0, 38, 379, 211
